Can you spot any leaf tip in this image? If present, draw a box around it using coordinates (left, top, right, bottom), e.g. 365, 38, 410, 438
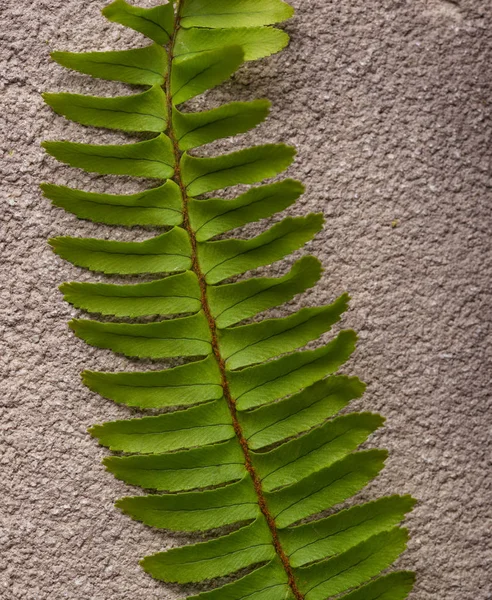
58, 281, 73, 297
114, 497, 127, 512
294, 179, 306, 193
87, 423, 99, 438
402, 570, 417, 587
47, 236, 58, 250
305, 211, 325, 231
400, 525, 410, 543
102, 455, 116, 470
41, 140, 59, 157
49, 51, 64, 65
347, 375, 366, 397
81, 369, 98, 390
68, 318, 81, 333
227, 44, 246, 63
101, 0, 119, 17
405, 495, 419, 511
139, 556, 148, 571
380, 447, 390, 462
342, 327, 358, 342
338, 291, 351, 310
284, 1, 295, 19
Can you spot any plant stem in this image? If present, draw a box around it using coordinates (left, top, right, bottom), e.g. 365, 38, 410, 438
161, 5, 304, 599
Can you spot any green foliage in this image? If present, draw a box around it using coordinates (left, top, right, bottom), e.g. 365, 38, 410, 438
42, 134, 175, 178
60, 271, 201, 317
43, 85, 168, 132
51, 44, 168, 85
102, 0, 174, 43
43, 1, 416, 598
49, 228, 192, 274
179, 0, 294, 28
174, 100, 271, 151
174, 27, 289, 62
41, 180, 183, 226
83, 354, 222, 409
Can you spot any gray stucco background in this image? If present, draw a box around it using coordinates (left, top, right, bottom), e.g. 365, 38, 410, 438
1, 0, 491, 598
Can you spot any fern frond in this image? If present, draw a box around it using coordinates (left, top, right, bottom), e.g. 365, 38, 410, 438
43, 1, 416, 598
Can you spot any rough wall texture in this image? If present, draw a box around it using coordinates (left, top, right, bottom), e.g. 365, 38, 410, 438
1, 0, 491, 598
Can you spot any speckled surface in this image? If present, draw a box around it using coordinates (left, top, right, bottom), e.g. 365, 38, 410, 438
1, 0, 491, 598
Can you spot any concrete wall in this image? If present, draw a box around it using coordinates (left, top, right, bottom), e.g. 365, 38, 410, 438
1, 0, 490, 598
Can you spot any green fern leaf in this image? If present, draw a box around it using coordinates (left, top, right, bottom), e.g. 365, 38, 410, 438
69, 311, 211, 358
49, 228, 191, 274
295, 527, 409, 599
60, 271, 200, 317
42, 1, 416, 598
43, 86, 167, 132
83, 354, 222, 409
267, 450, 389, 527
280, 495, 417, 567
116, 476, 260, 532
253, 412, 385, 491
90, 398, 235, 453
179, 0, 294, 28
175, 26, 289, 62
218, 296, 349, 369
51, 44, 167, 84
230, 331, 358, 410
174, 100, 271, 151
208, 255, 322, 328
199, 215, 323, 284
189, 179, 303, 241
241, 375, 365, 449
181, 144, 295, 195
336, 571, 416, 600
172, 46, 245, 104
142, 517, 276, 583
102, 0, 175, 44
42, 134, 175, 178
104, 438, 246, 491
187, 558, 295, 600
41, 180, 183, 226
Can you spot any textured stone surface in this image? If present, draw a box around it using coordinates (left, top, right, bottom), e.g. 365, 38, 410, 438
1, 0, 491, 598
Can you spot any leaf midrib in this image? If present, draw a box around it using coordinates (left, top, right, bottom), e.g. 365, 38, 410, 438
162, 4, 305, 599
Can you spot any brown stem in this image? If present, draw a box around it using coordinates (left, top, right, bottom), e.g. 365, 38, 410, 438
161, 6, 304, 599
